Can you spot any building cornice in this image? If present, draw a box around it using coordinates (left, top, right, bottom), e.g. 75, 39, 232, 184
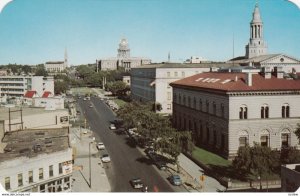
227, 90, 300, 96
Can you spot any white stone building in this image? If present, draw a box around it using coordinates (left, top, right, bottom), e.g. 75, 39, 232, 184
0, 128, 72, 192
230, 4, 300, 73
131, 63, 233, 114
96, 38, 151, 71
281, 164, 300, 192
45, 49, 68, 74
0, 76, 54, 99
171, 69, 300, 159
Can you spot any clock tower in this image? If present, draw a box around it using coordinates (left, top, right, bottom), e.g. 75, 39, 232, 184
117, 38, 130, 58
245, 3, 268, 59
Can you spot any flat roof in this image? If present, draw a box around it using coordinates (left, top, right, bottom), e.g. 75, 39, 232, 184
133, 62, 236, 69
0, 107, 68, 121
0, 128, 70, 162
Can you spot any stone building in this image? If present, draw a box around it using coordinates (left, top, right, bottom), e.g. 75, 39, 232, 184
170, 69, 300, 159
45, 49, 68, 74
96, 38, 151, 71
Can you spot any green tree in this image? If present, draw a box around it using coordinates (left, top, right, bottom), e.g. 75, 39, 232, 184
35, 64, 48, 76
281, 146, 300, 164
54, 81, 68, 94
22, 65, 32, 75
233, 145, 252, 174
106, 81, 128, 96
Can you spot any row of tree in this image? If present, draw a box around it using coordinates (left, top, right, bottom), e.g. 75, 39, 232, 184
116, 102, 194, 169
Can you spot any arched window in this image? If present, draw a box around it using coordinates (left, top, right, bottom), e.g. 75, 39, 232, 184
193, 97, 197, 109
183, 96, 186, 106
188, 96, 191, 108
206, 101, 209, 113
238, 130, 249, 147
282, 104, 290, 118
213, 102, 217, 115
261, 104, 269, 119
239, 105, 248, 119
199, 99, 202, 111
221, 104, 225, 118
281, 129, 291, 148
260, 130, 270, 147
179, 94, 182, 105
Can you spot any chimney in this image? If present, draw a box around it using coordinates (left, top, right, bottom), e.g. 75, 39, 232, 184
263, 66, 271, 79
235, 76, 238, 82
275, 66, 284, 79
246, 72, 252, 86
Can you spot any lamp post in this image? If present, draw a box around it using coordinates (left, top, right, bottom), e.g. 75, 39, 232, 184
258, 175, 262, 191
89, 142, 93, 188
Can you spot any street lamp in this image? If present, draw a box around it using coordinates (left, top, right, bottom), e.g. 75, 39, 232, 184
258, 175, 262, 191
89, 142, 93, 188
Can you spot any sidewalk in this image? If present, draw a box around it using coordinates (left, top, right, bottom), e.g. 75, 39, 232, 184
70, 128, 111, 192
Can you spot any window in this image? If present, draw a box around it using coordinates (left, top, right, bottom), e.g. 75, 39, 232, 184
206, 101, 209, 113
221, 104, 225, 118
5, 177, 10, 190
49, 165, 54, 177
40, 184, 46, 192
167, 72, 171, 77
213, 130, 217, 146
213, 102, 217, 115
282, 104, 290, 118
174, 72, 178, 77
239, 137, 248, 147
167, 92, 171, 100
29, 171, 33, 183
167, 104, 171, 110
281, 133, 290, 148
261, 105, 269, 119
260, 135, 269, 147
181, 71, 185, 77
199, 99, 202, 111
39, 168, 44, 180
188, 97, 191, 107
174, 93, 177, 102
193, 98, 196, 109
239, 105, 247, 119
18, 173, 23, 187
221, 134, 225, 149
59, 163, 63, 174
183, 96, 186, 105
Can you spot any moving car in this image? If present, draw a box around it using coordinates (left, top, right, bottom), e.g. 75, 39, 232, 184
169, 175, 182, 186
101, 154, 111, 163
97, 142, 105, 150
109, 123, 116, 130
89, 104, 93, 108
130, 178, 144, 189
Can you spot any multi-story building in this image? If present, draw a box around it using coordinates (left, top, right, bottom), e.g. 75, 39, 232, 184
0, 76, 54, 99
131, 63, 232, 114
0, 128, 72, 192
96, 38, 151, 71
45, 49, 68, 74
281, 164, 300, 192
171, 67, 300, 159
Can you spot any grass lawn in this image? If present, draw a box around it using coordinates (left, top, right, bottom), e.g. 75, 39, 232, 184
192, 146, 231, 167
71, 87, 94, 96
114, 99, 127, 107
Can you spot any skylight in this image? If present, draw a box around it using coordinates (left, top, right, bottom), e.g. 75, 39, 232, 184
221, 79, 231, 84
195, 77, 203, 82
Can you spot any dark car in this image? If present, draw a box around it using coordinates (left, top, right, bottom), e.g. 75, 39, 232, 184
130, 178, 144, 189
169, 175, 182, 186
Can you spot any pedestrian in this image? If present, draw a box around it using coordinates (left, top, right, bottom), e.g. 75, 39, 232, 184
144, 186, 148, 192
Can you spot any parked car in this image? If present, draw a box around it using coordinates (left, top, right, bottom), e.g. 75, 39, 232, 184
145, 147, 155, 155
89, 104, 93, 108
154, 160, 167, 170
101, 154, 111, 163
97, 142, 105, 150
168, 175, 182, 186
130, 178, 144, 189
110, 123, 116, 130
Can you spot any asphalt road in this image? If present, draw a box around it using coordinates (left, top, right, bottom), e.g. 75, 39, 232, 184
77, 96, 176, 192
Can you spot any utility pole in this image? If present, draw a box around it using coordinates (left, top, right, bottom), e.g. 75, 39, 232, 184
89, 142, 92, 188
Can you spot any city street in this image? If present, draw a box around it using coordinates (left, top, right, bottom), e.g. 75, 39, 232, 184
77, 96, 181, 192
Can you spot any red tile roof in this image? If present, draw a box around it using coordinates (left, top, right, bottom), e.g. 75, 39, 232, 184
170, 72, 300, 93
42, 91, 52, 98
24, 90, 37, 98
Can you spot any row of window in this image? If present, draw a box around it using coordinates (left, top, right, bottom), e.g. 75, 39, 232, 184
167, 71, 187, 77
174, 94, 225, 118
239, 104, 290, 119
239, 133, 290, 148
4, 163, 63, 190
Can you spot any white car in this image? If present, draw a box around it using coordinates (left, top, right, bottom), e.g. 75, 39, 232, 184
97, 142, 105, 150
101, 154, 111, 163
110, 124, 116, 130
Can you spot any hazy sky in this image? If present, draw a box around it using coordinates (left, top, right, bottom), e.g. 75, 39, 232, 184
0, 0, 299, 65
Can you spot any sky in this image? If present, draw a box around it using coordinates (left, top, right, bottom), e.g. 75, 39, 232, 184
0, 0, 299, 65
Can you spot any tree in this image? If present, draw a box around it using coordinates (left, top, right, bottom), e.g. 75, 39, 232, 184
54, 81, 68, 94
233, 145, 252, 174
281, 146, 300, 164
295, 123, 300, 144
35, 64, 48, 76
22, 65, 32, 75
106, 81, 128, 96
